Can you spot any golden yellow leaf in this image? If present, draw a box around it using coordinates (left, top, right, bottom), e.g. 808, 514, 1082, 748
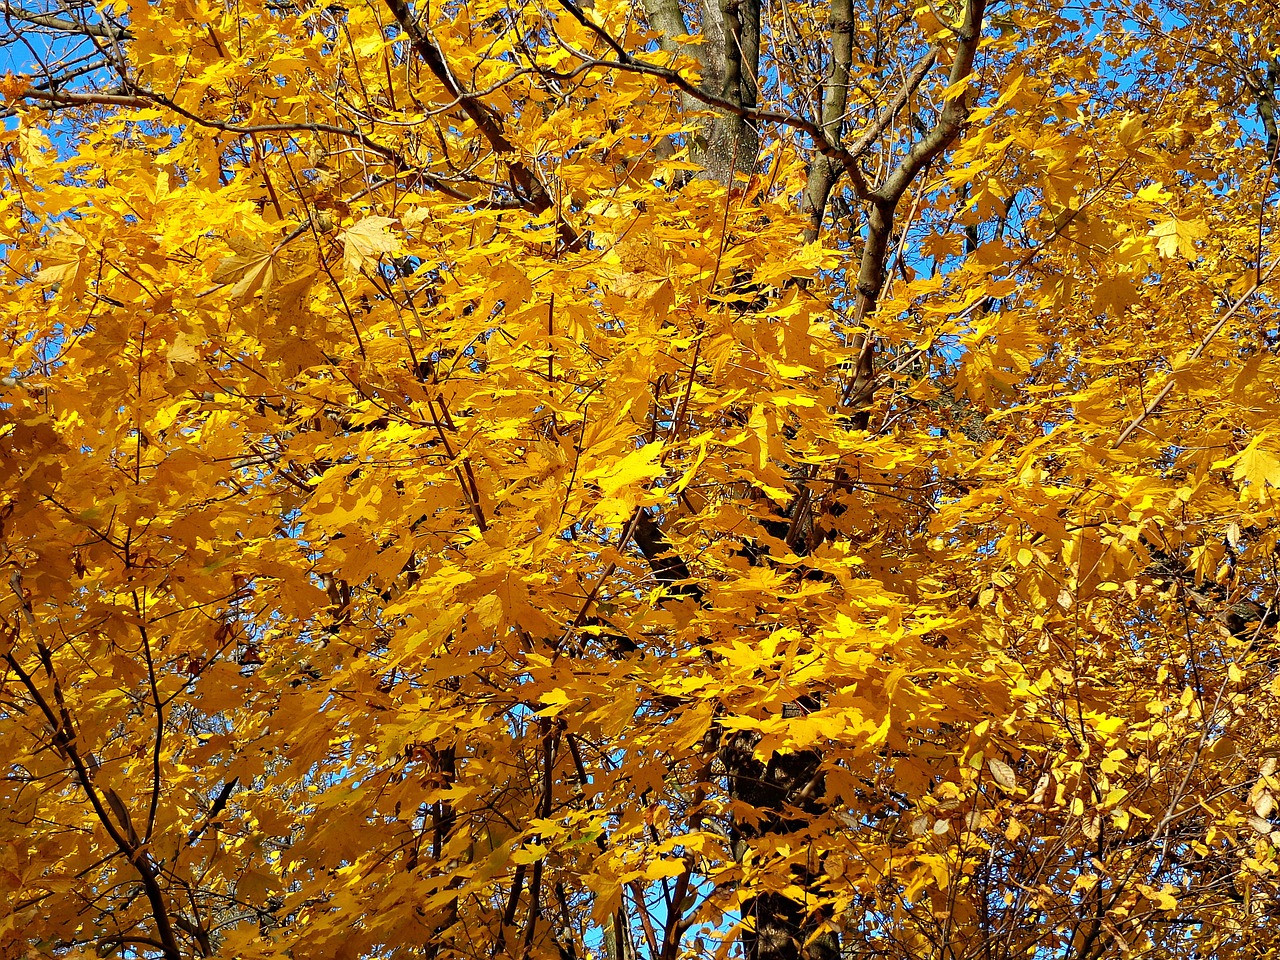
341, 216, 401, 274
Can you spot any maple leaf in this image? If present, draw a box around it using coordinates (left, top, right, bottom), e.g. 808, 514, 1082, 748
1232, 433, 1280, 501
167, 331, 202, 364
341, 216, 401, 274
1149, 217, 1208, 259
34, 227, 90, 300
212, 243, 278, 300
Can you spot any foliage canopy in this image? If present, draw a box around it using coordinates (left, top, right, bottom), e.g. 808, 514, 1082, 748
2, 1, 1280, 959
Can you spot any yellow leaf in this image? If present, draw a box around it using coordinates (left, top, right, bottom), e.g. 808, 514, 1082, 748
641, 859, 688, 881
1149, 884, 1179, 911
167, 331, 202, 364
511, 844, 548, 865
536, 688, 574, 717
1233, 433, 1280, 500
34, 228, 89, 299
987, 758, 1017, 792
212, 247, 277, 301
18, 123, 51, 165
342, 216, 401, 274
1148, 218, 1207, 259
595, 442, 664, 498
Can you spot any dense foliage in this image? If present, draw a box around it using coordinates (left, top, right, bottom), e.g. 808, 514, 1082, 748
2, 0, 1279, 958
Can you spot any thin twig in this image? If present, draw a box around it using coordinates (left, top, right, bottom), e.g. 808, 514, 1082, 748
1114, 260, 1277, 447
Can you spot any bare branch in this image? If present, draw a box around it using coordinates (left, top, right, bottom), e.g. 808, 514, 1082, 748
0, 0, 128, 39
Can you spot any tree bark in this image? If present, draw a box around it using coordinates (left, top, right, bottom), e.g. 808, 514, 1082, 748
641, 0, 761, 184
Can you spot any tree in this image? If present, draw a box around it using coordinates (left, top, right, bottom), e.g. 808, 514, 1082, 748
1, 0, 1279, 958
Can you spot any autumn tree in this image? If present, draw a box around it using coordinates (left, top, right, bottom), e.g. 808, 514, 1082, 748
2, 1, 1280, 959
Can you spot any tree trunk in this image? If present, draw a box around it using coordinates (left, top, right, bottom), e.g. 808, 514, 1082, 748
635, 3, 987, 958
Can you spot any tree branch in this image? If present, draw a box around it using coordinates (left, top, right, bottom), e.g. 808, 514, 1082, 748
1114, 259, 1277, 447
381, 0, 580, 249
874, 0, 987, 205
186, 778, 239, 846
0, 1, 128, 39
